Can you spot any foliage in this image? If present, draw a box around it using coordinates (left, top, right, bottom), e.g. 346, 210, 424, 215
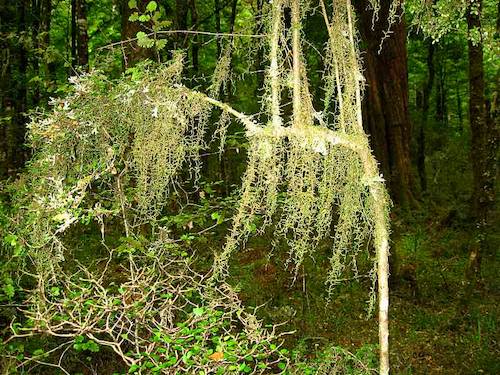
129, 1, 171, 51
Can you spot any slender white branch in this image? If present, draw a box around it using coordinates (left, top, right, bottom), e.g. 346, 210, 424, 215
291, 0, 302, 128
320, 0, 346, 132
97, 30, 266, 50
346, 0, 364, 132
269, 0, 283, 128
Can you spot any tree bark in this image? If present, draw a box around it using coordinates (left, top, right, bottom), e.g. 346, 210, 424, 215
174, 0, 188, 50
76, 0, 89, 70
466, 0, 498, 280
121, 0, 154, 67
456, 77, 463, 131
215, 0, 221, 58
255, 0, 265, 91
418, 42, 435, 193
14, 0, 29, 172
189, 0, 198, 72
71, 0, 77, 69
41, 0, 54, 81
435, 47, 448, 125
354, 0, 417, 207
31, 0, 41, 104
1, 0, 29, 176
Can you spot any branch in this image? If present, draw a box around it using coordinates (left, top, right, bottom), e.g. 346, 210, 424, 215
97, 30, 266, 51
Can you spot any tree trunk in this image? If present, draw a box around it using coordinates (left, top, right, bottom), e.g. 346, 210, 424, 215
174, 0, 188, 50
76, 0, 89, 70
255, 0, 265, 91
418, 42, 435, 193
1, 0, 29, 176
31, 0, 41, 104
466, 0, 498, 281
215, 0, 221, 58
456, 77, 463, 131
189, 0, 198, 72
41, 0, 54, 81
13, 0, 29, 172
435, 47, 448, 125
71, 0, 77, 69
354, 0, 416, 207
0, 0, 6, 176
121, 0, 154, 67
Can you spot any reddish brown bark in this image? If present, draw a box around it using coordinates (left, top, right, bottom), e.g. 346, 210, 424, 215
354, 0, 417, 207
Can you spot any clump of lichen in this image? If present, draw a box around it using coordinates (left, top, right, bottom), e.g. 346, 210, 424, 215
213, 1, 389, 306
15, 54, 218, 275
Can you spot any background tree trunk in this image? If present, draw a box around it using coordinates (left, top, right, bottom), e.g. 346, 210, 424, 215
466, 0, 498, 280
12, 0, 29, 173
435, 47, 448, 126
215, 0, 221, 58
71, 0, 77, 69
121, 0, 154, 67
174, 0, 188, 50
189, 0, 198, 72
76, 0, 89, 70
31, 0, 41, 104
41, 0, 54, 82
418, 42, 435, 193
354, 0, 417, 207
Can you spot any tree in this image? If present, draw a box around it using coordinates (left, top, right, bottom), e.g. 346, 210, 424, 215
4, 0, 391, 373
417, 41, 435, 193
466, 0, 498, 280
354, 0, 417, 207
76, 0, 89, 69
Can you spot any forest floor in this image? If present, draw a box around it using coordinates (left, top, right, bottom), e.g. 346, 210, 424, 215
223, 203, 500, 375
1, 197, 498, 374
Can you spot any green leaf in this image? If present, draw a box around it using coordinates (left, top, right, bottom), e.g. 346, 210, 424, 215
192, 307, 204, 317
146, 1, 158, 12
4, 234, 17, 246
155, 39, 167, 50
128, 12, 139, 22
136, 31, 154, 48
128, 0, 137, 9
128, 364, 140, 373
32, 349, 44, 356
2, 280, 15, 299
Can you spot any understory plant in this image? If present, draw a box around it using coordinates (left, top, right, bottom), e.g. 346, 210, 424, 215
3, 243, 290, 374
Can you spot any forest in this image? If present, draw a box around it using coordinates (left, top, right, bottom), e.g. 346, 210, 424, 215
0, 0, 498, 374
